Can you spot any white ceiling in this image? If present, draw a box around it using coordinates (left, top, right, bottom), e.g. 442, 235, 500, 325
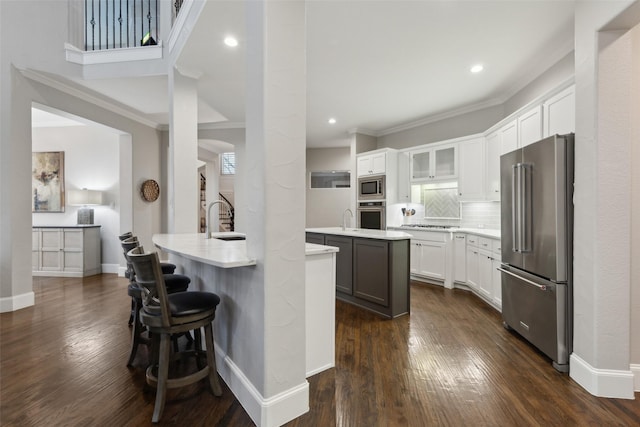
34, 0, 576, 148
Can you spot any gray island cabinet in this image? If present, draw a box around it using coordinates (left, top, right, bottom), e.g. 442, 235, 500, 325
306, 227, 411, 318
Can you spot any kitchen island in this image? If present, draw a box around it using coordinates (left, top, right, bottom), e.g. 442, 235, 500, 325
152, 232, 339, 381
305, 227, 412, 318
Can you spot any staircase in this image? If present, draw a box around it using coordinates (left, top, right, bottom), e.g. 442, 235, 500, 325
199, 174, 235, 233
217, 193, 235, 232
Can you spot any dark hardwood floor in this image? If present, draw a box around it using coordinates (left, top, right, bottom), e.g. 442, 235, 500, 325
1, 275, 638, 426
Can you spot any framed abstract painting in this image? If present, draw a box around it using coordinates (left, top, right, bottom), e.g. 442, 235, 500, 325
32, 151, 65, 212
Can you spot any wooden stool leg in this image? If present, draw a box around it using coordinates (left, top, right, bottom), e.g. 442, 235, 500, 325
127, 298, 144, 367
151, 333, 171, 423
194, 328, 204, 370
204, 323, 222, 396
128, 298, 135, 326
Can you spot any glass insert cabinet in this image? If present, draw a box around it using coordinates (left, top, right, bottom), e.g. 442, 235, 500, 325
410, 144, 457, 181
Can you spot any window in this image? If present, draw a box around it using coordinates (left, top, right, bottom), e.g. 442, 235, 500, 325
221, 152, 235, 175
309, 171, 350, 189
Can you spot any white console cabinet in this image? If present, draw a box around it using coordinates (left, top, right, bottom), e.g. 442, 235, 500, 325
32, 226, 101, 277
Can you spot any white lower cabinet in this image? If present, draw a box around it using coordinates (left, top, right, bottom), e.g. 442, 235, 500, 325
477, 248, 493, 300
465, 245, 480, 291
407, 230, 451, 286
453, 233, 466, 283
411, 240, 446, 281
463, 233, 502, 311
491, 239, 502, 308
32, 226, 101, 277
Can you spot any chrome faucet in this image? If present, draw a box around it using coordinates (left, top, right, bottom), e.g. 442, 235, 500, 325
206, 200, 232, 239
342, 208, 354, 231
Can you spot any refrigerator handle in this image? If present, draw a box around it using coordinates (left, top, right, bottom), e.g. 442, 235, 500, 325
521, 163, 532, 253
512, 164, 519, 252
498, 267, 547, 291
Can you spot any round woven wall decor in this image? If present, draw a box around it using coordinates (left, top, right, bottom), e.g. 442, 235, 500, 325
141, 179, 160, 202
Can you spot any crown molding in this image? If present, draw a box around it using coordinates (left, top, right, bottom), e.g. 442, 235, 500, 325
347, 128, 378, 137
64, 42, 163, 65
376, 97, 503, 137
198, 122, 246, 130
498, 39, 574, 105
157, 121, 246, 132
20, 68, 161, 129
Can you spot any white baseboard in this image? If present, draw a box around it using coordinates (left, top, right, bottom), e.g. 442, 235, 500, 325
0, 291, 35, 313
101, 263, 120, 274
570, 353, 635, 399
631, 364, 640, 392
214, 344, 309, 427
306, 362, 335, 378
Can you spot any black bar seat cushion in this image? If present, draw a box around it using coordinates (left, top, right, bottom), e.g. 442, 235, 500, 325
163, 274, 190, 293
168, 292, 221, 318
160, 263, 177, 274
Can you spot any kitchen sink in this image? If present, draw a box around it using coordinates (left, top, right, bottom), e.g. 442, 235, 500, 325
214, 235, 246, 241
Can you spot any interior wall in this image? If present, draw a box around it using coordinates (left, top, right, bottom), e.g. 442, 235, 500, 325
630, 21, 640, 375
503, 52, 575, 116
306, 147, 352, 228
32, 125, 120, 268
377, 105, 503, 150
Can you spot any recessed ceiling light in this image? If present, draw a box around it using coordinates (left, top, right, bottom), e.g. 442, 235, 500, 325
328, 118, 337, 124
224, 36, 238, 47
470, 64, 484, 73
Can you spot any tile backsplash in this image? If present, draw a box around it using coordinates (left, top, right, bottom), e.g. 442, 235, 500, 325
459, 201, 500, 229
390, 201, 501, 229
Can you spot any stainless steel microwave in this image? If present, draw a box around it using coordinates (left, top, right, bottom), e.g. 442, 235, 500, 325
358, 175, 385, 200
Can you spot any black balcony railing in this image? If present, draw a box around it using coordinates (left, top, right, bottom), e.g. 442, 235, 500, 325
173, 0, 184, 21
85, 0, 159, 51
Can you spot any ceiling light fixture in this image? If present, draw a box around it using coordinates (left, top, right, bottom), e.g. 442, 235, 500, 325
328, 118, 337, 124
470, 64, 484, 73
224, 36, 238, 47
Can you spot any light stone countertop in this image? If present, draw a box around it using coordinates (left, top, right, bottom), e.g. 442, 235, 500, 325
306, 227, 412, 240
456, 228, 501, 239
388, 226, 501, 240
153, 233, 338, 269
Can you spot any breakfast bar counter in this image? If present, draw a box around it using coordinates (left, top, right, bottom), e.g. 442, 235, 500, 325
151, 232, 339, 380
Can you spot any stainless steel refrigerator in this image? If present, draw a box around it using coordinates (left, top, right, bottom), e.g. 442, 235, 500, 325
499, 134, 574, 372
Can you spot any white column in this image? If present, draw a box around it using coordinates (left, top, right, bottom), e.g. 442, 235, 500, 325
571, 0, 636, 399
168, 68, 199, 233
244, 0, 308, 424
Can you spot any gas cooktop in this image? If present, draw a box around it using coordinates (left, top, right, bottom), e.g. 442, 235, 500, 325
401, 224, 458, 230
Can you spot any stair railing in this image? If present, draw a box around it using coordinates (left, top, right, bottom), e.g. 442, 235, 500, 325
218, 193, 235, 232
84, 0, 159, 51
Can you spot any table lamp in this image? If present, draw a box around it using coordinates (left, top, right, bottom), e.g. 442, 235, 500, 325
68, 188, 103, 224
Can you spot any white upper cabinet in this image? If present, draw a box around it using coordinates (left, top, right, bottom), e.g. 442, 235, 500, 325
397, 151, 411, 202
458, 137, 485, 201
543, 85, 575, 137
499, 119, 518, 154
357, 152, 386, 176
485, 131, 501, 201
518, 105, 543, 148
410, 144, 457, 182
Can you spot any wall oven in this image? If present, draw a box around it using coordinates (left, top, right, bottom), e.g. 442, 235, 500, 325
358, 175, 385, 200
357, 201, 386, 230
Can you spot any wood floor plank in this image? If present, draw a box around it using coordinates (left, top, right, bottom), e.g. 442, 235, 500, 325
1, 276, 638, 426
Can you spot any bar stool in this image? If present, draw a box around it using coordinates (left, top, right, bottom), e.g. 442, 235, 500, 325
121, 237, 192, 366
119, 232, 177, 275
128, 246, 223, 423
